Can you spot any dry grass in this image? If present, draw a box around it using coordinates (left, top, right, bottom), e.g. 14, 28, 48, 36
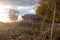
0, 22, 60, 40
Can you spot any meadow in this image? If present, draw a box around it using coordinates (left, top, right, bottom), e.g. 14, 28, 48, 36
0, 22, 60, 40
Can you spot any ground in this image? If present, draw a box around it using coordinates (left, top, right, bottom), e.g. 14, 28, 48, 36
0, 22, 60, 40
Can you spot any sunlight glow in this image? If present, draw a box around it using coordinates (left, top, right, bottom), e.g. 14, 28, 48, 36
0, 3, 35, 22
0, 3, 23, 22
0, 4, 11, 22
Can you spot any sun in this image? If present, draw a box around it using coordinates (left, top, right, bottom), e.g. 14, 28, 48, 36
0, 4, 11, 22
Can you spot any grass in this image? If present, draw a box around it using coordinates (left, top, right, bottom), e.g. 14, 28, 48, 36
0, 22, 60, 40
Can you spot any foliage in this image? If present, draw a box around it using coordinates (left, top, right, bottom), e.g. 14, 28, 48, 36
9, 8, 19, 21
36, 0, 60, 23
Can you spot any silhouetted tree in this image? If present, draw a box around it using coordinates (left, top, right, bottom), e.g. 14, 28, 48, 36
9, 7, 19, 21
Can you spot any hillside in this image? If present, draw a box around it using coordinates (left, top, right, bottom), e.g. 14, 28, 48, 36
0, 22, 60, 40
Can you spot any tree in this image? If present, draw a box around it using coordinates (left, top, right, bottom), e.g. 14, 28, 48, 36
9, 8, 19, 21
36, 0, 60, 40
36, 0, 60, 23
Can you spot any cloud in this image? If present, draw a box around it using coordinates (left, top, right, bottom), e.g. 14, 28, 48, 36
0, 0, 39, 22
17, 15, 23, 21
17, 6, 36, 15
0, 0, 40, 6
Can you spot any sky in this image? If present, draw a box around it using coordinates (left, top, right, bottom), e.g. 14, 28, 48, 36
0, 0, 40, 22
0, 0, 40, 6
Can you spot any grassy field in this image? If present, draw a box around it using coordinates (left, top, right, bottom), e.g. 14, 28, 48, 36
0, 22, 60, 40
